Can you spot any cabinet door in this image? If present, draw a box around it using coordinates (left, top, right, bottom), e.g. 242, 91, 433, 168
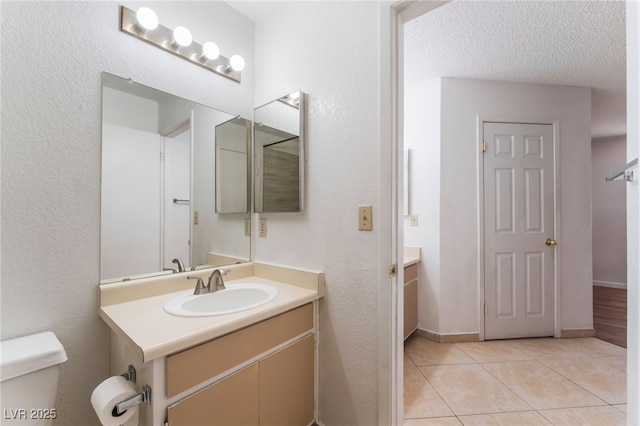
259, 334, 315, 426
404, 281, 418, 339
167, 363, 259, 426
404, 264, 418, 339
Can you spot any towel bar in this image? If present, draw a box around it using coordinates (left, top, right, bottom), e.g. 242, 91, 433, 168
606, 158, 638, 182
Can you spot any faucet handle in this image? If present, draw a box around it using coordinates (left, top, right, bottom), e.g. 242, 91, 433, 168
187, 276, 207, 295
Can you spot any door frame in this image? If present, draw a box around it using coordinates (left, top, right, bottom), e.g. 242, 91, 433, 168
388, 2, 640, 423
477, 115, 562, 341
380, 2, 452, 424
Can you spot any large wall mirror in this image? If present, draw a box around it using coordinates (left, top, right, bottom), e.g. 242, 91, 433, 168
254, 91, 306, 213
100, 72, 251, 283
216, 117, 251, 213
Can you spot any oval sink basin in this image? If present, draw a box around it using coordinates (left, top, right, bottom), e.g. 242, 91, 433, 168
164, 284, 278, 317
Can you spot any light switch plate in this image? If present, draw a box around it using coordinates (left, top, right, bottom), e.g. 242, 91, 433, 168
359, 205, 373, 231
194, 210, 199, 225
410, 214, 419, 226
259, 218, 267, 237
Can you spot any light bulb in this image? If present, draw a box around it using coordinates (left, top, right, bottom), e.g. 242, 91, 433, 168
202, 42, 220, 60
173, 26, 192, 47
229, 55, 245, 72
136, 7, 158, 31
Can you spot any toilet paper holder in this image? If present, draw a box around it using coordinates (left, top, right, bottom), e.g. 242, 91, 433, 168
120, 365, 137, 383
113, 384, 151, 416
113, 365, 152, 416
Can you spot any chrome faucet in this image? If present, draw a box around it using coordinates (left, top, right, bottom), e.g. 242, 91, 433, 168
172, 258, 186, 273
187, 276, 208, 295
207, 269, 228, 293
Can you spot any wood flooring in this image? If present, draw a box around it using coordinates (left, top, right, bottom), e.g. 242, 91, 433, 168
593, 285, 627, 348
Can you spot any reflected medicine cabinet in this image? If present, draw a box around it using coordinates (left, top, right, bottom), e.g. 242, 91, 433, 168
254, 91, 306, 213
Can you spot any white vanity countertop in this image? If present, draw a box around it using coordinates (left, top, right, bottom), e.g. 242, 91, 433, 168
99, 264, 323, 362
404, 256, 420, 267
404, 246, 421, 267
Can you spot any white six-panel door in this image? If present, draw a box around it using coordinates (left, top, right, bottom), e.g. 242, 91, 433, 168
483, 122, 556, 340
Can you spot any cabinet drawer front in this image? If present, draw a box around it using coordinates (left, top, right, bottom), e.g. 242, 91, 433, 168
167, 363, 259, 426
404, 264, 417, 283
167, 303, 313, 397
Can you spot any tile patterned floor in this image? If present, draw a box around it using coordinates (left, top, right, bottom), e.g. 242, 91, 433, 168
404, 336, 627, 425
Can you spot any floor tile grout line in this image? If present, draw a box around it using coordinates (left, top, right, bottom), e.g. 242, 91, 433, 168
480, 359, 614, 411
404, 337, 627, 423
413, 361, 459, 418
454, 341, 532, 363
538, 360, 617, 407
414, 350, 537, 417
474, 359, 537, 412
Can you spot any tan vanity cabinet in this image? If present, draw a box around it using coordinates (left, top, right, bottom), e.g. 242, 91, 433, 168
165, 303, 315, 426
404, 264, 418, 339
260, 334, 314, 426
167, 364, 259, 426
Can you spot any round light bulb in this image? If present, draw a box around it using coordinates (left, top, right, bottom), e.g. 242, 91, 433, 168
202, 42, 220, 60
136, 7, 158, 31
173, 26, 192, 47
229, 55, 245, 72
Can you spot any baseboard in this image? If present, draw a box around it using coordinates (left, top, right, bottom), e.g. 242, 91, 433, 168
593, 280, 627, 289
560, 328, 595, 338
415, 329, 479, 343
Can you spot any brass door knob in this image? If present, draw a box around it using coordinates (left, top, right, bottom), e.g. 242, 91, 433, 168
545, 238, 558, 246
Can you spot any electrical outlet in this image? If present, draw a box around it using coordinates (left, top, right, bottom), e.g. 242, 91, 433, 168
359, 205, 373, 231
259, 218, 267, 237
194, 210, 199, 225
410, 214, 419, 226
244, 218, 250, 236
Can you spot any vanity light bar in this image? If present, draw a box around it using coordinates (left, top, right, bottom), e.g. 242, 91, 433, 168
119, 6, 244, 83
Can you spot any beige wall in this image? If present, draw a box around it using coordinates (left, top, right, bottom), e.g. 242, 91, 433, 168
592, 136, 627, 287
405, 77, 593, 336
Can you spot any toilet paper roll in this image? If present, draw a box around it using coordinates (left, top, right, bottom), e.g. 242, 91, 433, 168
91, 376, 139, 426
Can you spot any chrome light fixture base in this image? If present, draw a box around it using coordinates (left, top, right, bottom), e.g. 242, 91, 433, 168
120, 6, 242, 83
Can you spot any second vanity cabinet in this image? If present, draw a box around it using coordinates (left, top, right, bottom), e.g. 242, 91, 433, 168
165, 303, 315, 426
404, 264, 418, 339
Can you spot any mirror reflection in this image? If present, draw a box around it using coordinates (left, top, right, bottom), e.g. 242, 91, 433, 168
254, 91, 305, 213
100, 72, 251, 283
216, 117, 251, 214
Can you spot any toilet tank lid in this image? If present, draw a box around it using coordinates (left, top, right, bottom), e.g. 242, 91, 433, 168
0, 331, 68, 382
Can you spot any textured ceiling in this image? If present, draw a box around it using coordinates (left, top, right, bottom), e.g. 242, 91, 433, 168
226, 1, 285, 23
405, 0, 627, 139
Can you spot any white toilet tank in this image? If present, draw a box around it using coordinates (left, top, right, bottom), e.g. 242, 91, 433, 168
0, 331, 67, 425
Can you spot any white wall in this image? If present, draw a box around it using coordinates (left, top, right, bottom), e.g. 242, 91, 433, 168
254, 2, 382, 424
404, 78, 441, 332
592, 135, 627, 288
405, 77, 592, 336
0, 2, 253, 424
215, 120, 249, 214
102, 88, 162, 280
101, 124, 162, 279
103, 86, 158, 132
